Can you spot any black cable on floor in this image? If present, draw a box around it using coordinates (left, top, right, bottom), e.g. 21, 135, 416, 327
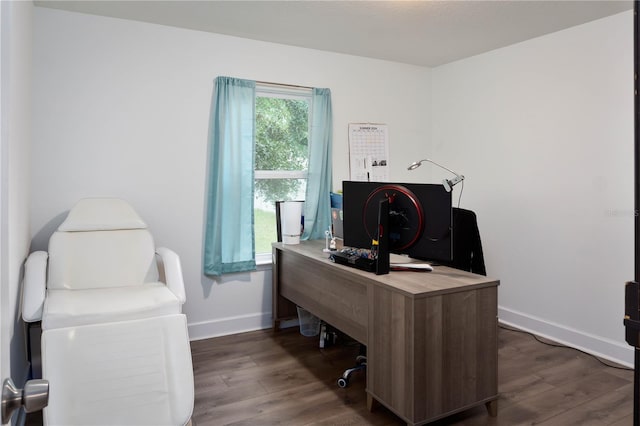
498, 323, 633, 371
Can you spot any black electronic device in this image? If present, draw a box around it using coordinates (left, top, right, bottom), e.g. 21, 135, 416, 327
342, 181, 453, 262
330, 249, 376, 272
329, 198, 390, 275
625, 281, 640, 347
375, 198, 390, 275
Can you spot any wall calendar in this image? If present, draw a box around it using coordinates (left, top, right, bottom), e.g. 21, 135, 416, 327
348, 123, 389, 182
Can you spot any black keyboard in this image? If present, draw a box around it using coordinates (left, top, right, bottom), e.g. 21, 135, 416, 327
330, 251, 376, 272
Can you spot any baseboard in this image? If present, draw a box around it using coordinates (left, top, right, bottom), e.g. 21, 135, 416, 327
187, 312, 298, 341
186, 307, 634, 368
499, 306, 634, 368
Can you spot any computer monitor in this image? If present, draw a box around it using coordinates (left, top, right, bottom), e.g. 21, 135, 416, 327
342, 181, 453, 262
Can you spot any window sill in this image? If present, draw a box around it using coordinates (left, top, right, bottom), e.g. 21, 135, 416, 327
256, 253, 273, 270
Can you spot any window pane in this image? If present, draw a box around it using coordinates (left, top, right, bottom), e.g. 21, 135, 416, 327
254, 178, 307, 254
255, 97, 309, 171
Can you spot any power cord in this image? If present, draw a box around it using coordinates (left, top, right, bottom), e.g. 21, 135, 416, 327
498, 324, 632, 371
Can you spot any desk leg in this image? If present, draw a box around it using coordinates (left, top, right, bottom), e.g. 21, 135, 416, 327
485, 399, 498, 417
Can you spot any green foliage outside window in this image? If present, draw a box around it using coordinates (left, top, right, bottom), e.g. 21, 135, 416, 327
254, 95, 310, 254
254, 96, 309, 203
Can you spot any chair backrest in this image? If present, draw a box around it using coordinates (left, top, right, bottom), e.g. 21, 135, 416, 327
47, 198, 159, 290
441, 207, 487, 276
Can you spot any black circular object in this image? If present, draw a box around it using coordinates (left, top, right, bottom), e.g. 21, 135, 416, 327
363, 184, 424, 251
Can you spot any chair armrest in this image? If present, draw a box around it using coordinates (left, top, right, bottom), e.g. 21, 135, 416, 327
156, 247, 186, 304
22, 251, 48, 322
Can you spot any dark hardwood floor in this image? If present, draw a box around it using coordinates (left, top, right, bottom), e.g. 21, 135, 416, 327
191, 326, 634, 426
25, 324, 634, 425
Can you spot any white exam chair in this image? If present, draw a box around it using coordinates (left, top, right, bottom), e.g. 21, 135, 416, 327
22, 198, 194, 425
22, 197, 186, 329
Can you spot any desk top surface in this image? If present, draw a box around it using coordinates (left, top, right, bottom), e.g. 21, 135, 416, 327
273, 240, 499, 298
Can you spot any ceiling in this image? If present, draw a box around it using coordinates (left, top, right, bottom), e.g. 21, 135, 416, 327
34, 0, 633, 67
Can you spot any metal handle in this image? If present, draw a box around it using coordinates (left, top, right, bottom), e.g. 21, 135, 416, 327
1, 378, 49, 424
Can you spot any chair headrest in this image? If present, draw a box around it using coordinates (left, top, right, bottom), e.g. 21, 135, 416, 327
58, 198, 148, 232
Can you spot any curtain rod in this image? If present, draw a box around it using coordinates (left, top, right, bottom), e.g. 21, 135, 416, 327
256, 80, 313, 90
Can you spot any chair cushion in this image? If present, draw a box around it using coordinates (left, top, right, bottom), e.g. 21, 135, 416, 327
58, 198, 148, 231
42, 283, 181, 330
42, 314, 194, 426
48, 229, 159, 290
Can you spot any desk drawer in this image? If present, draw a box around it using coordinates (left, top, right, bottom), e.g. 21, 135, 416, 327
279, 252, 368, 344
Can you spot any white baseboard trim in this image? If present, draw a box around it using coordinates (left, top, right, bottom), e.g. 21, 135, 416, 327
187, 308, 634, 368
188, 312, 298, 341
499, 306, 634, 368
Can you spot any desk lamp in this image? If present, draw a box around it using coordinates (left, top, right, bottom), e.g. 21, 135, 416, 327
407, 158, 465, 192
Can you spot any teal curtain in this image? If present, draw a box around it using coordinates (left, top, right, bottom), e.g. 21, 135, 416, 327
204, 77, 256, 275
302, 88, 333, 240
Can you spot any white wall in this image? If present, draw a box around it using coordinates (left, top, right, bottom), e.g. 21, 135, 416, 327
1, 0, 33, 404
31, 6, 635, 366
432, 11, 634, 365
31, 8, 431, 339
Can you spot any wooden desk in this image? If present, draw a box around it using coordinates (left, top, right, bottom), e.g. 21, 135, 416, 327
272, 241, 499, 426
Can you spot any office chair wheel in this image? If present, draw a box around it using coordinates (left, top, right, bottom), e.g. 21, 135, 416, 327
337, 358, 366, 389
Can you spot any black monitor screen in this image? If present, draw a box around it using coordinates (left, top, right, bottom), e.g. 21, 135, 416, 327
342, 181, 453, 262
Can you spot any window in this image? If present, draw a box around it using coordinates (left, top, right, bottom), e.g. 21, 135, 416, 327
254, 84, 312, 261
204, 76, 331, 276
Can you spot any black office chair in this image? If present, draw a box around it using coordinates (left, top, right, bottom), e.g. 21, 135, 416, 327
441, 207, 486, 276
337, 344, 366, 388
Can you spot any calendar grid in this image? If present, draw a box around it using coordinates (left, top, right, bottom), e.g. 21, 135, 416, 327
348, 123, 389, 182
